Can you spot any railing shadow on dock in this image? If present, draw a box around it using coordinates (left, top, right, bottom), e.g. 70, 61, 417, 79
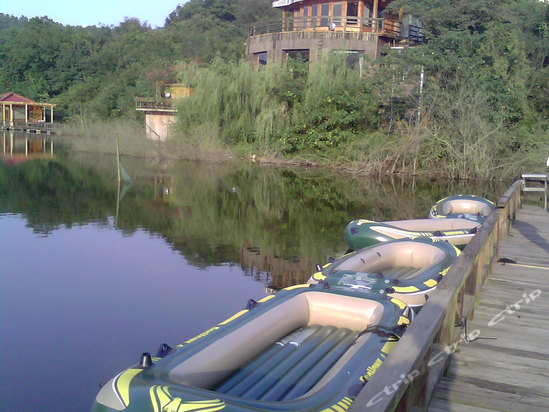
349, 180, 523, 411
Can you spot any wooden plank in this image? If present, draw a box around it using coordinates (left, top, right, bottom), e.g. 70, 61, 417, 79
446, 357, 549, 392
452, 344, 549, 371
433, 378, 549, 411
428, 398, 498, 412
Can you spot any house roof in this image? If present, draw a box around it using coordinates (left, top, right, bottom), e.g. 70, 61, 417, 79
0, 92, 36, 103
272, 0, 303, 8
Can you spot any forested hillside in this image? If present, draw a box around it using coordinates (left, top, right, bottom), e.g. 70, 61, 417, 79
0, 0, 278, 121
0, 0, 547, 179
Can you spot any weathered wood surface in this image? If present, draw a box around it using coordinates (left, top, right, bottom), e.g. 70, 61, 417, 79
429, 204, 549, 411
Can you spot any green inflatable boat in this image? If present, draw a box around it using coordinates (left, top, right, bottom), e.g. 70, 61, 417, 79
92, 283, 412, 412
344, 218, 479, 251
309, 238, 459, 308
429, 194, 495, 222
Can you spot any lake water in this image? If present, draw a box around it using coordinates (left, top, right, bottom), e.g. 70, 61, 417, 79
0, 152, 508, 411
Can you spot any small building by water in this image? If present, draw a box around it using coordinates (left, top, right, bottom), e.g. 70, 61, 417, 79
135, 84, 194, 141
0, 92, 56, 132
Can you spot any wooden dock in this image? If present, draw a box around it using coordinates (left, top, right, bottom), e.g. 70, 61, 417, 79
349, 181, 549, 412
429, 203, 549, 411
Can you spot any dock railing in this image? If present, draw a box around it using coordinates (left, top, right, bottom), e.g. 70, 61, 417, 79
350, 180, 523, 411
250, 16, 400, 37
521, 173, 547, 210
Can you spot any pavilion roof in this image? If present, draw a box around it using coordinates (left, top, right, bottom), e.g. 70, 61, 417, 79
0, 92, 36, 103
0, 92, 55, 107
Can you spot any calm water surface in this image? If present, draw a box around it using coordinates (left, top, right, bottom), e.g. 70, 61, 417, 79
0, 152, 508, 411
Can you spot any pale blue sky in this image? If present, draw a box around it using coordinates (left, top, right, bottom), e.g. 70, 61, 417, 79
1, 0, 184, 28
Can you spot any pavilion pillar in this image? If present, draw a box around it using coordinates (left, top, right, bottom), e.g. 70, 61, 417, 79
51, 106, 54, 124
10, 104, 13, 126
283, 10, 288, 31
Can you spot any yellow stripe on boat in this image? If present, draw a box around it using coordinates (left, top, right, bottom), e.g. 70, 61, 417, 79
219, 310, 249, 326
184, 326, 220, 344
151, 388, 226, 412
284, 284, 311, 290
393, 285, 420, 293
423, 279, 438, 288
164, 397, 182, 411
340, 397, 353, 407
258, 295, 275, 303
381, 340, 397, 355
150, 385, 173, 412
115, 368, 141, 407
361, 357, 384, 382
321, 397, 353, 412
399, 316, 411, 325
312, 271, 327, 281
390, 298, 407, 310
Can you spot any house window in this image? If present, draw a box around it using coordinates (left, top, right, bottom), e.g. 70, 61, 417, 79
311, 5, 318, 27
364, 3, 372, 18
347, 1, 359, 24
333, 3, 343, 26
285, 49, 310, 62
321, 3, 330, 27
255, 52, 268, 66
303, 6, 309, 29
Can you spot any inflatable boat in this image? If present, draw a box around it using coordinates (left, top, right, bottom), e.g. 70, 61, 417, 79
429, 195, 494, 222
92, 283, 412, 412
344, 218, 479, 251
309, 238, 459, 308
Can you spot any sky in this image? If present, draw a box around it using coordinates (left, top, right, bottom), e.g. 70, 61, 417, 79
1, 0, 184, 28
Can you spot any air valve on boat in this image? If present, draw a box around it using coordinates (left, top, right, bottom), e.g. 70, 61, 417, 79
156, 343, 173, 358
140, 352, 153, 368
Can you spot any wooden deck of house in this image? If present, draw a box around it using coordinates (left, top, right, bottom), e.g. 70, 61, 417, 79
349, 181, 549, 411
429, 203, 549, 411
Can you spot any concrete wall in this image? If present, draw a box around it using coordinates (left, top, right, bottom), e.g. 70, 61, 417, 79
145, 112, 176, 142
247, 31, 382, 63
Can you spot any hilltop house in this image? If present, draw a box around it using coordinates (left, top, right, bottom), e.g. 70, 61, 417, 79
246, 0, 423, 65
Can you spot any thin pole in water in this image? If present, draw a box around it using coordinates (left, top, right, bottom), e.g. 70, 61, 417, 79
115, 134, 121, 228
116, 134, 121, 185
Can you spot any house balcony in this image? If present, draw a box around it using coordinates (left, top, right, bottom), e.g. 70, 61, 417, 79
247, 16, 423, 63
250, 16, 402, 37
135, 97, 177, 113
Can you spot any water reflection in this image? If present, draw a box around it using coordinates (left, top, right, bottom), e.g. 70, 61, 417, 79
1, 155, 509, 287
0, 154, 510, 411
1, 131, 54, 165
